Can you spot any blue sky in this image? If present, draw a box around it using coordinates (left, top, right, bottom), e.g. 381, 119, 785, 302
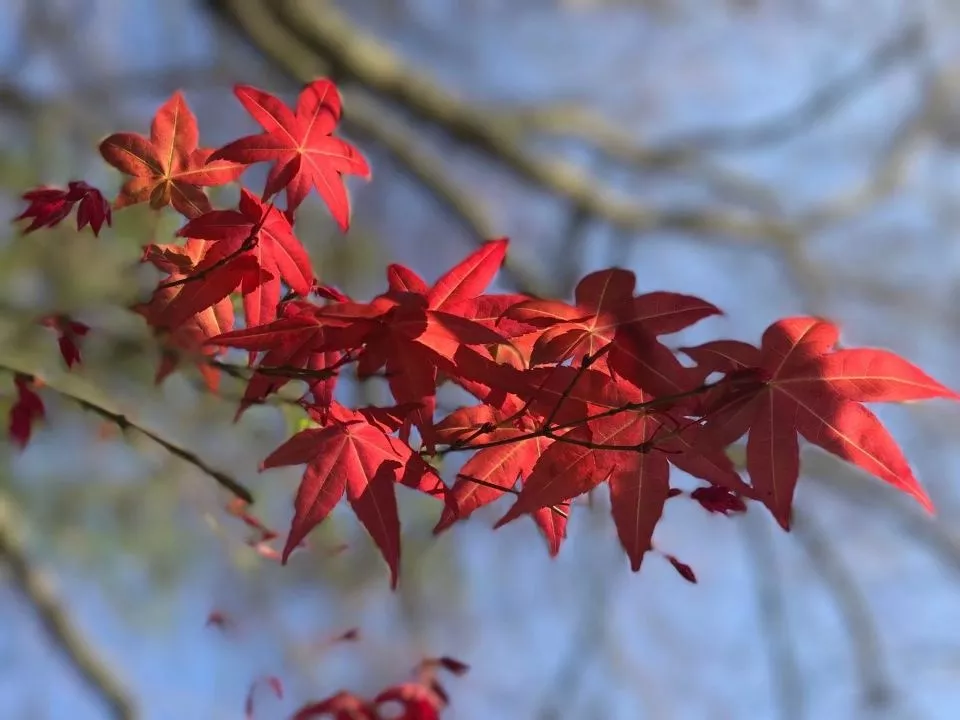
4, 1, 960, 719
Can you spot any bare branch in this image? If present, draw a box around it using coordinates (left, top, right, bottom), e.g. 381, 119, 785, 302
655, 18, 925, 153
0, 363, 254, 504
0, 490, 137, 720
791, 507, 894, 710
206, 0, 800, 248
740, 511, 805, 720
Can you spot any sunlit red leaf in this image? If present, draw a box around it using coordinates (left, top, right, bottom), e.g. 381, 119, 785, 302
262, 420, 444, 587
99, 91, 242, 218
210, 79, 370, 230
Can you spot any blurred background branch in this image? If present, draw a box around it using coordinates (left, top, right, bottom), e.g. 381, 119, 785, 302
0, 489, 136, 720
2, 1, 960, 718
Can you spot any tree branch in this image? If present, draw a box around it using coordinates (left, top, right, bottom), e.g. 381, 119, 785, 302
740, 510, 804, 720
0, 490, 137, 720
791, 507, 893, 710
206, 0, 801, 248
0, 363, 253, 504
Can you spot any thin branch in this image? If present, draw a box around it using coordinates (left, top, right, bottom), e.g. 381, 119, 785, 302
726, 443, 960, 587
0, 490, 137, 720
656, 18, 925, 153
509, 19, 922, 165
0, 363, 253, 504
791, 506, 894, 710
207, 0, 801, 249
741, 511, 805, 720
202, 0, 552, 296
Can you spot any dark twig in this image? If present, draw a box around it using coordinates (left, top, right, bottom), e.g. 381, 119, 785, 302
0, 364, 254, 504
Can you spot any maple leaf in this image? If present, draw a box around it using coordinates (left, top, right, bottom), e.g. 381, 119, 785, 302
15, 181, 111, 236
502, 269, 716, 405
99, 91, 243, 218
432, 405, 567, 554
209, 79, 370, 230
491, 372, 748, 569
376, 682, 446, 720
40, 315, 90, 368
291, 692, 378, 720
504, 268, 719, 365
261, 413, 446, 587
178, 188, 314, 333
134, 239, 235, 391
681, 317, 960, 528
691, 486, 747, 515
209, 300, 359, 417
204, 610, 235, 632
147, 244, 266, 333
8, 374, 44, 448
359, 239, 514, 442
208, 240, 514, 433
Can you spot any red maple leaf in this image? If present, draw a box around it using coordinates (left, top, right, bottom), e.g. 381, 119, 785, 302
8, 374, 44, 448
665, 555, 697, 583
690, 486, 747, 515
207, 299, 361, 417
177, 188, 314, 332
99, 91, 243, 218
15, 181, 111, 236
210, 240, 514, 441
432, 405, 567, 555
261, 410, 446, 587
681, 316, 960, 527
490, 370, 748, 569
505, 268, 718, 367
356, 239, 514, 445
375, 683, 446, 720
40, 315, 90, 368
209, 79, 370, 230
291, 691, 378, 720
134, 239, 235, 391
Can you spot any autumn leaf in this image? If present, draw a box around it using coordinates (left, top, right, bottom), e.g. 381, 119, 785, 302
178, 188, 314, 333
490, 373, 747, 569
15, 181, 111, 236
432, 405, 565, 554
682, 316, 960, 527
261, 417, 445, 588
134, 239, 235, 391
40, 315, 90, 369
291, 692, 378, 720
8, 374, 44, 448
691, 486, 747, 515
666, 555, 697, 583
504, 268, 720, 367
99, 91, 243, 218
209, 79, 370, 230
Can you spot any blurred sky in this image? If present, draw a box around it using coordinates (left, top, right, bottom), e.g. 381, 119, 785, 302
5, 1, 960, 719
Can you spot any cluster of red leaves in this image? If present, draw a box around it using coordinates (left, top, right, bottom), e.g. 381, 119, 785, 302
4, 315, 90, 447
9, 77, 960, 597
209, 615, 465, 720
14, 180, 111, 237
289, 655, 468, 720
